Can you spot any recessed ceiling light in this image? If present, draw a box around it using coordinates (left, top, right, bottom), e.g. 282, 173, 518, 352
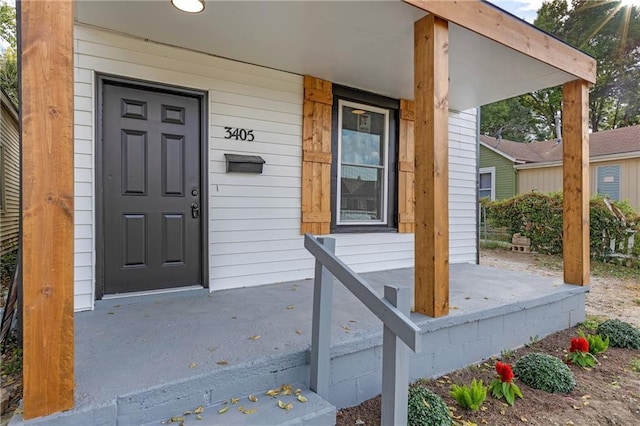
351, 109, 366, 115
171, 0, 205, 13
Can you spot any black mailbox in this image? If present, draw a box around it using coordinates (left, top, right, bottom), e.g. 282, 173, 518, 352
224, 154, 265, 174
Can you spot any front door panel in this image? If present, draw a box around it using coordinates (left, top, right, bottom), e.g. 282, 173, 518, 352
102, 83, 202, 294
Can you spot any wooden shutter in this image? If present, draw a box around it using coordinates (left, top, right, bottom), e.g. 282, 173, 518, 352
398, 99, 415, 233
301, 76, 333, 234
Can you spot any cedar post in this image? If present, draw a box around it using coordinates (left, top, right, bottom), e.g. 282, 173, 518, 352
414, 15, 449, 317
20, 0, 75, 419
562, 80, 590, 286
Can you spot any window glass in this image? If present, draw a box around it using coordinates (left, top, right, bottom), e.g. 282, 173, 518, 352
338, 103, 388, 224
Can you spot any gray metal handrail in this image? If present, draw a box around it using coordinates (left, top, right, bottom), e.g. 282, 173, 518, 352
304, 233, 421, 426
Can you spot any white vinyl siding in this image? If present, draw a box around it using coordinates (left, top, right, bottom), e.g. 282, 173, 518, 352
73, 25, 478, 311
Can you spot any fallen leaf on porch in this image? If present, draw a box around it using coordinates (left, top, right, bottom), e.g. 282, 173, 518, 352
218, 406, 229, 414
168, 416, 185, 423
231, 397, 240, 404
194, 405, 204, 414
349, 319, 358, 323
113, 304, 120, 308
249, 394, 258, 402
484, 297, 489, 300
451, 306, 459, 310
196, 414, 202, 420
465, 296, 471, 300
294, 388, 302, 396
189, 363, 197, 368
231, 316, 237, 319
342, 324, 351, 332
286, 403, 293, 411
183, 410, 192, 415
286, 305, 295, 310
107, 312, 115, 315
266, 388, 279, 397
242, 408, 257, 414
298, 395, 308, 403
249, 335, 261, 340
216, 360, 229, 365
281, 384, 292, 395
237, 405, 245, 412
291, 284, 299, 291
278, 400, 287, 409
295, 329, 302, 335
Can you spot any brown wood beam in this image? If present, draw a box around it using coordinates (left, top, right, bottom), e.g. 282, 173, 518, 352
414, 15, 449, 317
404, 0, 596, 84
562, 80, 590, 286
20, 0, 75, 419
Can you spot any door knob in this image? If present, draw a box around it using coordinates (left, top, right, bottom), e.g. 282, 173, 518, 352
191, 202, 200, 219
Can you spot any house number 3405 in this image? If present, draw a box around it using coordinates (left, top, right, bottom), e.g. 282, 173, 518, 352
224, 127, 255, 141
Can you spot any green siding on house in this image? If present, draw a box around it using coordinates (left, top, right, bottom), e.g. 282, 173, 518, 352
480, 145, 517, 200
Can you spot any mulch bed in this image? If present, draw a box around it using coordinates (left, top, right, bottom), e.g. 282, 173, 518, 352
336, 326, 640, 425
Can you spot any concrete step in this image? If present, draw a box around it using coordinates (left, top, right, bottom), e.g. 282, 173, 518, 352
142, 385, 336, 426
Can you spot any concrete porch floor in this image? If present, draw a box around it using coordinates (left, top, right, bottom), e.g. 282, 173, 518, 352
16, 263, 589, 424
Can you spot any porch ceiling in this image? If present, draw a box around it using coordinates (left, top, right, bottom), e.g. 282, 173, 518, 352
75, 0, 577, 110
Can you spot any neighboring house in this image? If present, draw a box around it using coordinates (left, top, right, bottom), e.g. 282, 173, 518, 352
19, 0, 597, 421
0, 88, 19, 255
480, 126, 640, 211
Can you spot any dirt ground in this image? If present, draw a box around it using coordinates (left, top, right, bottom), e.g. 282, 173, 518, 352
337, 248, 640, 425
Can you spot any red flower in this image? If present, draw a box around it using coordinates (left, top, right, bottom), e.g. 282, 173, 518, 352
570, 337, 589, 353
495, 361, 514, 383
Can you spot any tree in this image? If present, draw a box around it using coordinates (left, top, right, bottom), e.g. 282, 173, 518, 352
481, 0, 640, 138
0, 0, 17, 106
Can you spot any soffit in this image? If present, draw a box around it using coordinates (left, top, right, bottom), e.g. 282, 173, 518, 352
75, 0, 576, 110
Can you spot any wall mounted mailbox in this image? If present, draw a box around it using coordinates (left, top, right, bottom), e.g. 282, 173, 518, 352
224, 154, 265, 174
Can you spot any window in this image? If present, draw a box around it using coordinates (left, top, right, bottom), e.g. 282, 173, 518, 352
331, 86, 398, 232
479, 167, 495, 200
596, 164, 620, 201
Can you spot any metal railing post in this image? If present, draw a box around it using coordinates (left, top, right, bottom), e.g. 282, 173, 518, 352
382, 285, 410, 426
309, 237, 335, 399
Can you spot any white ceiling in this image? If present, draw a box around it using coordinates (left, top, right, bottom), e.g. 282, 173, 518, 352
75, 0, 576, 111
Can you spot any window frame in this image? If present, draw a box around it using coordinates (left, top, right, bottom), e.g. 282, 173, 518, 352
596, 164, 621, 201
330, 85, 398, 233
336, 99, 390, 226
479, 166, 496, 201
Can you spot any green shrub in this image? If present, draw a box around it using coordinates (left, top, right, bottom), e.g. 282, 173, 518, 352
597, 319, 640, 349
483, 193, 639, 258
450, 379, 487, 411
514, 353, 575, 393
408, 385, 452, 426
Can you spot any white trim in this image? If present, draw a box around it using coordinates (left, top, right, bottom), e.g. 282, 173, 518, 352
514, 151, 640, 170
479, 140, 525, 164
479, 166, 495, 201
336, 99, 390, 226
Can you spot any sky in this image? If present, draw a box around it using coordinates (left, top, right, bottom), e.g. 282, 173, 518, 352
490, 0, 544, 22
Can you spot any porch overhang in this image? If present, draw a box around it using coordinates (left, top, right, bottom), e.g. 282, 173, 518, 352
73, 0, 594, 111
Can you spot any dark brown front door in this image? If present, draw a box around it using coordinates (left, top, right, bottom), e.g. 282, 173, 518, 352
101, 82, 202, 295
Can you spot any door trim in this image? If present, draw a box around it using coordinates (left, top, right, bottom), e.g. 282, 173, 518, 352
95, 74, 209, 299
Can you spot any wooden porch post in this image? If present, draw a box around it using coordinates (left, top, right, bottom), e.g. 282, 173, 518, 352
562, 80, 590, 286
20, 0, 75, 419
414, 15, 449, 317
